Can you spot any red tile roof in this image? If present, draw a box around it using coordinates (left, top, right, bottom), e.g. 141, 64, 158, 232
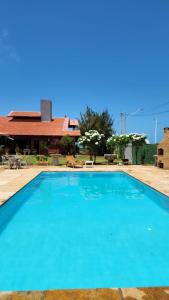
8, 111, 41, 117
0, 114, 80, 137
69, 119, 79, 126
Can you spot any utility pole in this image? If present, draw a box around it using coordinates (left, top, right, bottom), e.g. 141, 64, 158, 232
124, 113, 127, 134
154, 118, 158, 144
125, 108, 143, 135
120, 113, 123, 134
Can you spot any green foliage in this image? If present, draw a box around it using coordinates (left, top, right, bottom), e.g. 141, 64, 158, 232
21, 155, 52, 165
117, 135, 131, 159
107, 133, 147, 161
36, 155, 48, 161
132, 144, 157, 165
106, 136, 116, 153
79, 106, 115, 154
107, 134, 131, 159
130, 133, 147, 164
59, 135, 76, 154
19, 155, 107, 166
79, 107, 98, 134
78, 130, 104, 162
39, 140, 49, 155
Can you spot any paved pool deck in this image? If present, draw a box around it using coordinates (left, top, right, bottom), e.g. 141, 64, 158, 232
0, 165, 169, 299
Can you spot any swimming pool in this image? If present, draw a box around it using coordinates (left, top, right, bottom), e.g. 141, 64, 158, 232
0, 171, 169, 291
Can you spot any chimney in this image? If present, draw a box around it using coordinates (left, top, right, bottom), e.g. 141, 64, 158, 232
40, 100, 52, 122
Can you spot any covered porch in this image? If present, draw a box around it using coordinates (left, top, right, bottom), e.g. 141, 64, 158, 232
0, 135, 61, 155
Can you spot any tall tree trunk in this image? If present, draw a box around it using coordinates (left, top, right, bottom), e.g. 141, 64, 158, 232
89, 151, 93, 161
94, 154, 96, 164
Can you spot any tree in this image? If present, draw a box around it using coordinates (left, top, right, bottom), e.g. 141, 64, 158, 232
59, 135, 76, 155
97, 110, 114, 139
79, 107, 98, 134
79, 106, 115, 154
78, 130, 104, 163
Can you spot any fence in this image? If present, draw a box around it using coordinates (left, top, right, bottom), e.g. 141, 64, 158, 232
132, 144, 157, 165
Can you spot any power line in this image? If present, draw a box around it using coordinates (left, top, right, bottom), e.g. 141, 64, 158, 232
126, 108, 143, 117
144, 100, 169, 113
131, 109, 169, 117
118, 100, 169, 138
124, 108, 143, 133
127, 100, 169, 117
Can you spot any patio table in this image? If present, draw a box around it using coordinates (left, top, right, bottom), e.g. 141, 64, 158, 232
8, 156, 21, 169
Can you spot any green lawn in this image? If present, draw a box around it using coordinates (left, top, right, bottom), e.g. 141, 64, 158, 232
21, 154, 107, 166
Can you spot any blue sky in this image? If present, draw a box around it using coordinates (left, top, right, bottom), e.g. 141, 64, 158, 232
0, 0, 169, 142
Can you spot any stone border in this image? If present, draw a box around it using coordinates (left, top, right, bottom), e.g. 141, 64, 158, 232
1, 287, 169, 299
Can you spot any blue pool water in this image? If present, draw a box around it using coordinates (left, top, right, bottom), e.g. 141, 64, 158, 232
0, 171, 169, 291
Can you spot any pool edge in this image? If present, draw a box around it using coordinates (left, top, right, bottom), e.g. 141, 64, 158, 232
0, 287, 169, 300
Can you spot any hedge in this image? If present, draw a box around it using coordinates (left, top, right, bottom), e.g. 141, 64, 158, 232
132, 144, 157, 165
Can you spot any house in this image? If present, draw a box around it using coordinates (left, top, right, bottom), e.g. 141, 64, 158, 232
157, 128, 169, 169
0, 100, 81, 154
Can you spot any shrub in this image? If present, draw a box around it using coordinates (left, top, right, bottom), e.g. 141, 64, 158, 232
107, 133, 147, 162
59, 135, 76, 155
78, 130, 104, 163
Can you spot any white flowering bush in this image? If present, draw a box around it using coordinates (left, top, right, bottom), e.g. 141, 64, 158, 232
107, 133, 147, 161
129, 133, 146, 144
107, 134, 131, 159
78, 130, 104, 162
107, 135, 117, 154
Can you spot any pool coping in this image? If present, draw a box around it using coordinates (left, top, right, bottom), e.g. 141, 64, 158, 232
122, 170, 169, 199
1, 287, 169, 299
0, 170, 42, 208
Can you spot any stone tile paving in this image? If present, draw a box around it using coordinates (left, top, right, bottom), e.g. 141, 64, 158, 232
122, 287, 169, 299
1, 288, 169, 300
0, 289, 121, 300
0, 168, 41, 205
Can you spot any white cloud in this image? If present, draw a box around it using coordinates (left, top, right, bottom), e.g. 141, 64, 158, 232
0, 28, 20, 63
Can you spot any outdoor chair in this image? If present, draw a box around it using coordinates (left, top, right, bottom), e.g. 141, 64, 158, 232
1, 155, 9, 166
8, 156, 21, 169
20, 159, 27, 168
66, 155, 83, 168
